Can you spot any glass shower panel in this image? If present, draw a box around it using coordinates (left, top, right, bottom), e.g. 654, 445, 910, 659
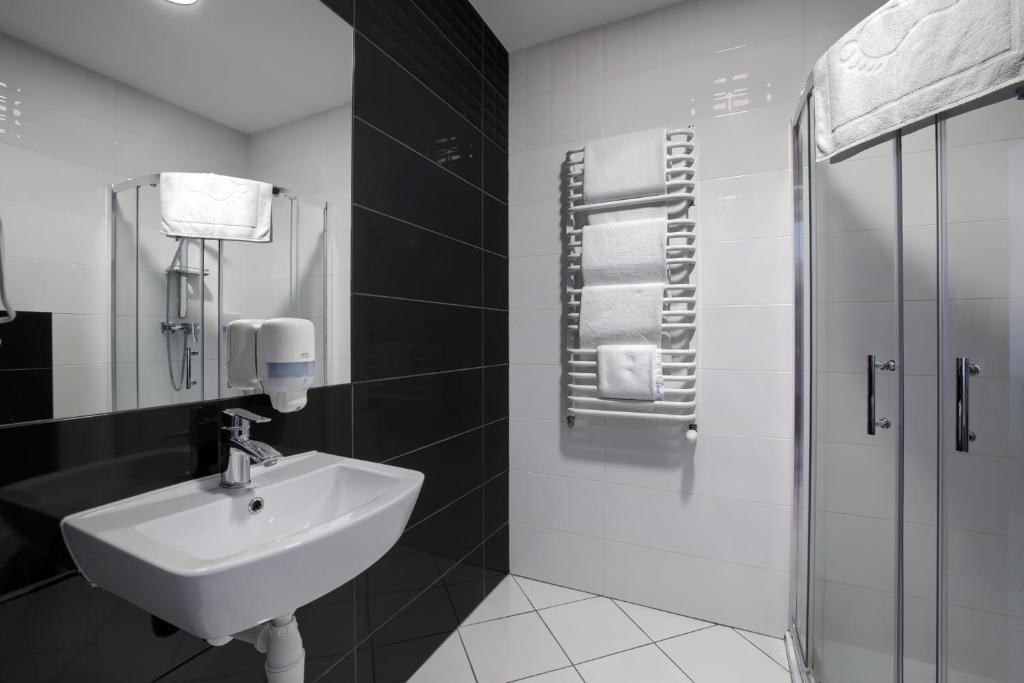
810, 136, 901, 683
942, 95, 1024, 683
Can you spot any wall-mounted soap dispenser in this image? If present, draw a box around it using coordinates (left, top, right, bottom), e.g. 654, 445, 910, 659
226, 317, 316, 413
257, 318, 316, 413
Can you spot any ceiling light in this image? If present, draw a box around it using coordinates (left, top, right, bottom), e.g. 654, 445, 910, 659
164, 0, 199, 5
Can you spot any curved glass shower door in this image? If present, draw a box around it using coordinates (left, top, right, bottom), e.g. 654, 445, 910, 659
941, 94, 1024, 683
809, 135, 903, 683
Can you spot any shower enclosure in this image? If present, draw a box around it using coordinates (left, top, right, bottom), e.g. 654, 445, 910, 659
111, 175, 328, 411
790, 84, 1024, 683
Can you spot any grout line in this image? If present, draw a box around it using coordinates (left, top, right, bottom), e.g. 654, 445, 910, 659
609, 597, 656, 643
511, 574, 538, 610
352, 290, 507, 313
608, 599, 698, 683
456, 629, 481, 683
507, 666, 583, 682
380, 423, 487, 464
734, 628, 790, 673
405, 483, 485, 533
352, 202, 507, 259
436, 555, 480, 683
654, 640, 697, 683
355, 115, 489, 196
352, 363, 506, 386
151, 646, 213, 681
513, 574, 597, 603
533, 607, 585, 681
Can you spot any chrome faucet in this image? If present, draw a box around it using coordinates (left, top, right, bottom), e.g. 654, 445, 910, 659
219, 408, 281, 488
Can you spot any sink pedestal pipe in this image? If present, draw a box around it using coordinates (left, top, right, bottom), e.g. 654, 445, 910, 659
208, 613, 305, 683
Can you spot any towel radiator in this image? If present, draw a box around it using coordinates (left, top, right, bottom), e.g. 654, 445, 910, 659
563, 128, 698, 432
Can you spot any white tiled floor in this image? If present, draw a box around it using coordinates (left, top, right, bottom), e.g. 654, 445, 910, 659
409, 576, 791, 683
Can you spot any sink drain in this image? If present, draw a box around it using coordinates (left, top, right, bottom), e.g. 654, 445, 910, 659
248, 497, 265, 515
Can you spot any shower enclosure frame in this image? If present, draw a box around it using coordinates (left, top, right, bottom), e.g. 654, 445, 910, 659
789, 78, 1024, 683
788, 79, 912, 683
109, 173, 329, 411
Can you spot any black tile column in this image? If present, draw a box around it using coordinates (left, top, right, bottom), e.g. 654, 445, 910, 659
349, 0, 509, 678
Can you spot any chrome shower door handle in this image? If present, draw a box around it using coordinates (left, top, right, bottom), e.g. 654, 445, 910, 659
955, 357, 981, 452
867, 354, 896, 435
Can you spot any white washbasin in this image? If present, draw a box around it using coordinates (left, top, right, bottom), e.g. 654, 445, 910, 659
61, 451, 423, 640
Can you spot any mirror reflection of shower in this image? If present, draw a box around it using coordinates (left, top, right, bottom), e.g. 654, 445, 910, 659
162, 238, 205, 392
111, 173, 328, 412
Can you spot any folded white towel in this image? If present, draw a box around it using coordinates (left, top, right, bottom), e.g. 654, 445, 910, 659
597, 344, 662, 401
161, 173, 272, 242
584, 128, 667, 203
584, 203, 667, 226
814, 0, 1024, 160
580, 283, 663, 348
583, 219, 667, 286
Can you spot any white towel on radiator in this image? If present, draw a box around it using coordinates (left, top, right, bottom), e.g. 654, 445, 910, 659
597, 344, 663, 401
161, 172, 273, 242
814, 0, 1024, 160
580, 283, 663, 348
584, 128, 667, 203
582, 219, 667, 286
584, 203, 667, 225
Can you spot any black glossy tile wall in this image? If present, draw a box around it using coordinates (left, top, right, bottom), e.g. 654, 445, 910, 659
482, 135, 509, 199
483, 194, 509, 256
351, 207, 482, 307
0, 368, 53, 424
353, 369, 481, 462
483, 251, 509, 310
483, 309, 509, 366
0, 311, 53, 424
355, 0, 483, 128
483, 364, 509, 424
354, 35, 481, 186
483, 418, 509, 480
411, 0, 484, 69
389, 428, 484, 525
0, 311, 51, 371
351, 295, 482, 381
353, 120, 481, 247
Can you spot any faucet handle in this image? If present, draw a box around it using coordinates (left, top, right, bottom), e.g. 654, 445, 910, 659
222, 409, 272, 423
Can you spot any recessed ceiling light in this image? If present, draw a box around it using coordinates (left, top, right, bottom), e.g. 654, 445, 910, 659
164, 0, 199, 5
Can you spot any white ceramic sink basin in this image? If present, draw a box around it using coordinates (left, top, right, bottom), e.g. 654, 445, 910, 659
61, 451, 423, 640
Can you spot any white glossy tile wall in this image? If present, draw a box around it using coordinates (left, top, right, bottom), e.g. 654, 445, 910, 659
503, 0, 895, 635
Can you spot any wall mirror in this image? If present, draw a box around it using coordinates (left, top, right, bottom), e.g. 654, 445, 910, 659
0, 0, 352, 424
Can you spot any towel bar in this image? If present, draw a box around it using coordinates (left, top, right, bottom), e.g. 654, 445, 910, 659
563, 127, 698, 429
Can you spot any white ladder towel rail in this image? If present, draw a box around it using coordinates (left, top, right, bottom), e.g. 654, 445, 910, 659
563, 127, 698, 431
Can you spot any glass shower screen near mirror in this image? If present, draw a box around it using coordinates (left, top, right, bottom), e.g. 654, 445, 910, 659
0, 0, 352, 422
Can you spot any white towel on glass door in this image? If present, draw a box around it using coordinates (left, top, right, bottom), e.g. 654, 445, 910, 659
597, 344, 663, 401
813, 0, 1024, 160
579, 283, 663, 348
583, 128, 667, 203
160, 172, 272, 242
582, 219, 667, 286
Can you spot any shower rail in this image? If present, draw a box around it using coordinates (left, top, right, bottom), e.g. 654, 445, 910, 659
562, 127, 697, 426
111, 173, 301, 200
